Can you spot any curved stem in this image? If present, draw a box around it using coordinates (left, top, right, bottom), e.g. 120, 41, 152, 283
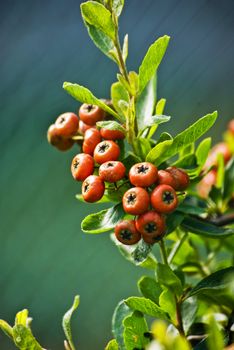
113, 15, 129, 83
159, 239, 169, 265
168, 231, 188, 264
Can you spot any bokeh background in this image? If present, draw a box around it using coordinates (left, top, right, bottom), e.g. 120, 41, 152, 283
1, 0, 234, 349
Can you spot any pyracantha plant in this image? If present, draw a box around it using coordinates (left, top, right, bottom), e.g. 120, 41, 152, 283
1, 1, 234, 350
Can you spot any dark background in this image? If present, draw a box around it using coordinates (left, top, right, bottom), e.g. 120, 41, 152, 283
0, 0, 234, 349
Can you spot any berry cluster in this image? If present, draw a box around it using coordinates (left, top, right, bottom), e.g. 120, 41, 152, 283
116, 164, 189, 245
48, 103, 190, 247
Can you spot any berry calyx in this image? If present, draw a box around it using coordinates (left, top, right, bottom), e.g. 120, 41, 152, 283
115, 220, 141, 245
99, 161, 126, 183
94, 140, 120, 164
55, 112, 79, 138
71, 153, 94, 181
166, 167, 190, 191
135, 211, 165, 244
129, 162, 158, 187
82, 175, 105, 203
122, 187, 150, 215
79, 103, 105, 126
83, 128, 102, 155
151, 184, 178, 213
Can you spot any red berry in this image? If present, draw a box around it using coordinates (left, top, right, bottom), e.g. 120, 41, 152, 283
47, 124, 74, 151
71, 153, 94, 181
129, 162, 158, 187
94, 140, 120, 164
157, 170, 176, 188
99, 161, 126, 183
55, 112, 79, 138
100, 128, 125, 140
228, 119, 234, 135
82, 175, 105, 203
197, 169, 217, 199
122, 187, 150, 215
151, 184, 178, 213
115, 220, 141, 245
83, 128, 102, 155
135, 211, 165, 244
79, 103, 105, 126
79, 120, 92, 134
166, 167, 190, 191
204, 142, 231, 169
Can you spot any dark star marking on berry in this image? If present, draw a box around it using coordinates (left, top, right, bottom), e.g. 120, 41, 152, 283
106, 162, 114, 167
120, 229, 132, 241
84, 182, 90, 192
127, 192, 136, 204
58, 116, 66, 124
137, 164, 149, 174
145, 222, 157, 233
85, 104, 95, 113
73, 159, 80, 169
98, 143, 109, 153
163, 191, 174, 204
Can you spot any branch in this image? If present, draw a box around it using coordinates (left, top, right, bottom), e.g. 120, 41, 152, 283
209, 212, 234, 226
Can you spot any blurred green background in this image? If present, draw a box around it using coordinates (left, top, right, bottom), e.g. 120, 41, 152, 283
0, 0, 234, 349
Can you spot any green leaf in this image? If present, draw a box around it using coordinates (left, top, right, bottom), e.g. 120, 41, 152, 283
156, 263, 183, 297
15, 310, 28, 327
112, 300, 131, 350
181, 216, 234, 238
81, 204, 124, 233
63, 82, 120, 120
111, 234, 157, 270
159, 288, 176, 323
172, 154, 197, 170
206, 314, 224, 350
165, 212, 185, 234
105, 339, 119, 350
112, 0, 124, 16
136, 75, 157, 131
111, 81, 129, 118
128, 71, 139, 96
80, 1, 115, 40
155, 98, 166, 115
62, 295, 80, 350
133, 137, 151, 161
0, 319, 13, 339
176, 203, 204, 216
224, 158, 234, 201
13, 325, 43, 350
125, 297, 169, 320
195, 138, 212, 171
216, 153, 225, 190
181, 297, 198, 334
138, 35, 170, 94
146, 139, 173, 163
122, 34, 128, 62
123, 311, 149, 350
188, 267, 234, 297
84, 22, 115, 61
96, 120, 126, 133
147, 111, 218, 165
138, 276, 162, 304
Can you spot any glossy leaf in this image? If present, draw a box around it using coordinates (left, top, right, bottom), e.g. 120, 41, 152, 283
84, 22, 115, 60
96, 120, 126, 133
80, 1, 115, 40
156, 263, 183, 297
62, 295, 80, 350
63, 82, 120, 120
138, 36, 170, 94
181, 297, 198, 334
195, 137, 211, 170
81, 204, 124, 233
146, 139, 173, 163
172, 154, 197, 170
176, 203, 204, 216
125, 297, 169, 320
138, 276, 162, 304
181, 216, 234, 238
136, 75, 156, 131
159, 288, 176, 323
133, 137, 151, 160
105, 339, 119, 350
112, 300, 131, 350
146, 111, 217, 165
111, 81, 129, 118
188, 267, 234, 297
123, 311, 149, 350
13, 325, 43, 350
111, 234, 157, 270
165, 211, 185, 234
122, 34, 128, 62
